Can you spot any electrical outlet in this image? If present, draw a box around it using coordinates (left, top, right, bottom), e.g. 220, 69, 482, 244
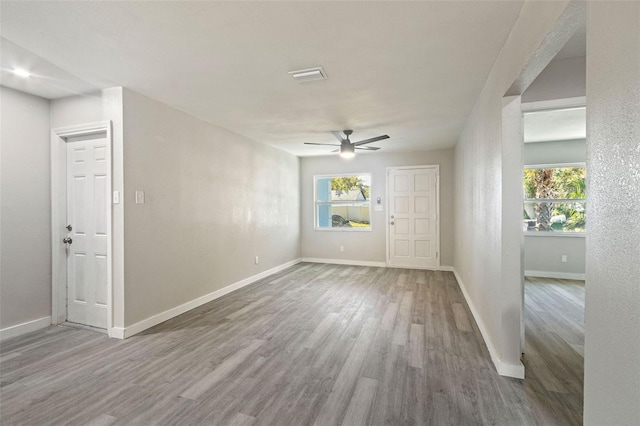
339, 245, 344, 252
561, 254, 568, 263
255, 256, 259, 265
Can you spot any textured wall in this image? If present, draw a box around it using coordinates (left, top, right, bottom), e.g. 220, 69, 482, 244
300, 149, 454, 266
584, 1, 640, 424
0, 87, 51, 330
122, 89, 300, 326
453, 1, 574, 372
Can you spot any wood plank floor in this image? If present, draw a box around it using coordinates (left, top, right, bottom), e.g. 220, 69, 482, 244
0, 264, 583, 425
522, 276, 585, 426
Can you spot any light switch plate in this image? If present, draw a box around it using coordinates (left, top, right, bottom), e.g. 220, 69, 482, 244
135, 190, 145, 204
374, 205, 383, 211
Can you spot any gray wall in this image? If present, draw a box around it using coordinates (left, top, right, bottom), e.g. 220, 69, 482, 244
524, 139, 586, 277
522, 55, 586, 103
4, 86, 301, 333
584, 1, 640, 424
300, 149, 454, 266
122, 89, 301, 326
453, 1, 575, 372
0, 86, 52, 329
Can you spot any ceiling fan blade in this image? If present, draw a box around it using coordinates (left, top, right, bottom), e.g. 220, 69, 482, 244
355, 146, 380, 150
304, 142, 341, 146
353, 135, 390, 146
330, 131, 345, 142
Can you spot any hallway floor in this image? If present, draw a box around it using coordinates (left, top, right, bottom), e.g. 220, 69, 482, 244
1, 264, 583, 425
522, 276, 585, 426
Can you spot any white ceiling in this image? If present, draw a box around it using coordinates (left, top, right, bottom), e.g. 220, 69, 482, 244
0, 1, 525, 156
524, 107, 586, 143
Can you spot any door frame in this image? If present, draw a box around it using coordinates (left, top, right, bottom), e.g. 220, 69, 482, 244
385, 165, 440, 270
51, 121, 113, 333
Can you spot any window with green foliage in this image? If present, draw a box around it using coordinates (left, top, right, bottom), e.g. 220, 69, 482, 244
315, 174, 371, 230
523, 165, 586, 233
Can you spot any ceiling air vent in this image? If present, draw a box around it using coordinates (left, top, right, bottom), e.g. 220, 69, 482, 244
288, 67, 327, 83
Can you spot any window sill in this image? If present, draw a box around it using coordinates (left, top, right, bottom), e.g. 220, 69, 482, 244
524, 232, 586, 238
314, 227, 372, 232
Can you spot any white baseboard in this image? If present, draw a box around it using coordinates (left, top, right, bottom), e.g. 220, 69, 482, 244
525, 270, 585, 280
302, 257, 386, 268
109, 327, 125, 339
0, 316, 51, 341
120, 258, 302, 339
451, 268, 525, 379
301, 258, 454, 272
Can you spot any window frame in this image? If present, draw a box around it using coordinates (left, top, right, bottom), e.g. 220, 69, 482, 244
523, 161, 586, 238
313, 173, 373, 232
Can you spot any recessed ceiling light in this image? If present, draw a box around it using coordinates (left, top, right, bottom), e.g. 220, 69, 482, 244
288, 67, 327, 83
12, 68, 31, 78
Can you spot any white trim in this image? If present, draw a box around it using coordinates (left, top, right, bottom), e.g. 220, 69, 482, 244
110, 327, 125, 339
387, 265, 448, 271
452, 268, 525, 379
524, 161, 585, 169
524, 232, 586, 238
51, 121, 114, 335
525, 270, 585, 280
118, 258, 302, 339
521, 96, 586, 112
0, 317, 51, 341
300, 258, 454, 271
301, 257, 386, 268
385, 165, 440, 269
313, 227, 371, 233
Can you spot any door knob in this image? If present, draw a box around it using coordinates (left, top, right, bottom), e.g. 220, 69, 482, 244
391, 215, 395, 219
63, 237, 73, 244
390, 221, 395, 225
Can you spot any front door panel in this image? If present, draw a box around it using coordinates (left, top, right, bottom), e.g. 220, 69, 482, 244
388, 167, 438, 268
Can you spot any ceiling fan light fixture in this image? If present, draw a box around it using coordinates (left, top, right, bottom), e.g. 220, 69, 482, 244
288, 67, 327, 83
340, 144, 355, 158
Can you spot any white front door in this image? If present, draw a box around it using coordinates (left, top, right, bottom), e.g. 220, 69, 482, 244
65, 136, 109, 328
387, 166, 439, 269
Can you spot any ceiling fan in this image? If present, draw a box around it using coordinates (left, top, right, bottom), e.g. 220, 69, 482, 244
304, 130, 390, 158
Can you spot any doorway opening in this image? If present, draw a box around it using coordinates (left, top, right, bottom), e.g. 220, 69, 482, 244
517, 28, 587, 419
520, 98, 586, 422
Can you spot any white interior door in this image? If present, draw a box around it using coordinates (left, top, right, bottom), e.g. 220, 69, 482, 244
65, 135, 109, 328
387, 167, 439, 268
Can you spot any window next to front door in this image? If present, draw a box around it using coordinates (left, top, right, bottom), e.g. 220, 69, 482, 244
314, 174, 372, 231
